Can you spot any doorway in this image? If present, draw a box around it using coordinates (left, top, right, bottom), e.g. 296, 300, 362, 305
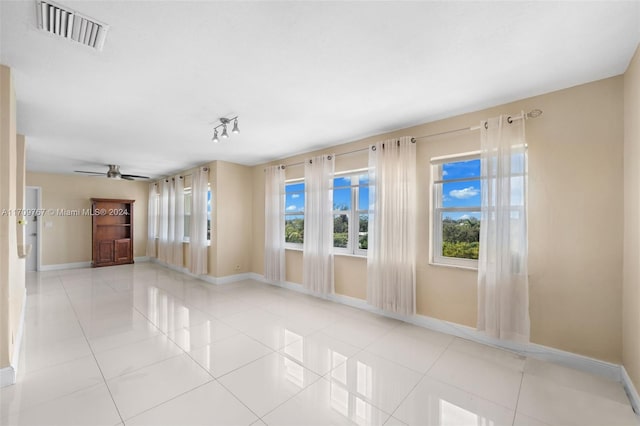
25, 187, 40, 271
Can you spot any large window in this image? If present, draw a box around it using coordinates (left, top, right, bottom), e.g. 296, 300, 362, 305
432, 155, 481, 268
184, 183, 212, 242
333, 172, 368, 256
285, 180, 305, 247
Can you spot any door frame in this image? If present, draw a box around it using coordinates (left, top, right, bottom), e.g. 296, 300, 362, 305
26, 186, 42, 272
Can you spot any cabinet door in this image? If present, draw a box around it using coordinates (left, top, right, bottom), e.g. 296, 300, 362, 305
114, 238, 131, 263
97, 240, 115, 264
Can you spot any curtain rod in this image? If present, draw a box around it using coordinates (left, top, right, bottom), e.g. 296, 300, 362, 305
412, 109, 542, 142
272, 109, 542, 170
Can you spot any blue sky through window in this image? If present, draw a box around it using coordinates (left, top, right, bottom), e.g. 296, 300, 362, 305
286, 175, 370, 212
285, 182, 305, 212
442, 159, 481, 221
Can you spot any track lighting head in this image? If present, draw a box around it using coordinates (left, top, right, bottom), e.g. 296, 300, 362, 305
211, 116, 239, 143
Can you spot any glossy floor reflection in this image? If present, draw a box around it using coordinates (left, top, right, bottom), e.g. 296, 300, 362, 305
1, 262, 638, 426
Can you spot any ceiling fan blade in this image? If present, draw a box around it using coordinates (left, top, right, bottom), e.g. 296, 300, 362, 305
121, 174, 150, 179
121, 176, 135, 181
74, 170, 106, 175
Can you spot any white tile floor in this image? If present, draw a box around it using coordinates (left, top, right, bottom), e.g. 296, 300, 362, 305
2, 262, 639, 426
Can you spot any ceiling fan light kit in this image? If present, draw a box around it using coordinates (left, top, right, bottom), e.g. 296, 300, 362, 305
212, 116, 239, 143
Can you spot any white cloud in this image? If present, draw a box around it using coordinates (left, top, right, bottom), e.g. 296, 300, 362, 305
291, 193, 300, 199
460, 214, 471, 220
442, 170, 448, 176
286, 205, 297, 211
449, 186, 479, 199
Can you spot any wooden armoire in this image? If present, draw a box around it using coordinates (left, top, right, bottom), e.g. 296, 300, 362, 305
91, 198, 134, 267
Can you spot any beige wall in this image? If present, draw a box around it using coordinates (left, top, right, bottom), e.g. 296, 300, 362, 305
623, 45, 640, 391
0, 65, 26, 369
251, 76, 625, 363
213, 161, 253, 277
25, 173, 149, 266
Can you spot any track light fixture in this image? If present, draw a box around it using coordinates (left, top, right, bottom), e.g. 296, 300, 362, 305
212, 116, 239, 143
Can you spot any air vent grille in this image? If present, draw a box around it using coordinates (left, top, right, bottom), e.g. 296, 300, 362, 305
36, 1, 108, 51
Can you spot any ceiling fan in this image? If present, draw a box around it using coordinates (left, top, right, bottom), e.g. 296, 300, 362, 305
74, 165, 149, 181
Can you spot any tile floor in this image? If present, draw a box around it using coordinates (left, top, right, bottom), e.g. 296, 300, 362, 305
1, 262, 639, 426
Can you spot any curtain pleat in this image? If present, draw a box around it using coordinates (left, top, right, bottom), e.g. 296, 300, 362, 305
264, 165, 285, 282
157, 179, 171, 263
172, 176, 184, 267
146, 182, 157, 258
303, 154, 334, 295
367, 136, 416, 315
477, 114, 530, 342
189, 168, 209, 275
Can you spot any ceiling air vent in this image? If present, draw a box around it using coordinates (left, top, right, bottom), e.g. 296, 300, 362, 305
36, 0, 109, 51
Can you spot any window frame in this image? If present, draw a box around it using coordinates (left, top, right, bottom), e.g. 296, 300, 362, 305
431, 153, 481, 269
333, 170, 368, 257
284, 178, 305, 249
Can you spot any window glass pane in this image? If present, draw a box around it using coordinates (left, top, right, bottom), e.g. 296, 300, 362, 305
442, 159, 480, 181
333, 188, 351, 210
511, 152, 525, 174
358, 214, 368, 250
334, 176, 351, 188
358, 185, 369, 210
333, 214, 349, 248
184, 192, 192, 238
511, 175, 524, 206
358, 174, 369, 185
441, 212, 480, 260
286, 182, 304, 193
285, 214, 304, 244
184, 216, 190, 238
442, 180, 481, 208
286, 183, 304, 213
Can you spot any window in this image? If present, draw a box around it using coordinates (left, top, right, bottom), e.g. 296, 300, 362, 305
432, 155, 481, 268
333, 172, 368, 256
285, 180, 305, 247
184, 183, 212, 242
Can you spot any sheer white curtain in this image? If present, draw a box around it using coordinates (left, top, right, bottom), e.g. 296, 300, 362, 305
189, 167, 209, 275
264, 165, 285, 282
172, 176, 184, 268
303, 154, 334, 295
157, 179, 172, 263
367, 136, 416, 316
477, 114, 530, 342
146, 182, 158, 258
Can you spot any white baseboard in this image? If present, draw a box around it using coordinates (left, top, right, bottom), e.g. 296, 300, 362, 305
0, 366, 15, 388
39, 261, 91, 271
622, 366, 640, 415
1, 288, 27, 388
40, 258, 150, 271
151, 259, 251, 286
250, 273, 626, 386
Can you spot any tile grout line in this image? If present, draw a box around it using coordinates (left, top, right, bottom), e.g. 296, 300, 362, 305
383, 336, 457, 424
120, 378, 217, 425
59, 277, 127, 425
511, 369, 526, 426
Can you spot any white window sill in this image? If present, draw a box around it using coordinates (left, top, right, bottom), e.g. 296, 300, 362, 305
334, 252, 367, 259
429, 261, 478, 272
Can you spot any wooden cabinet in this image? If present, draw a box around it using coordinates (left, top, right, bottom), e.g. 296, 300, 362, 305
91, 198, 134, 267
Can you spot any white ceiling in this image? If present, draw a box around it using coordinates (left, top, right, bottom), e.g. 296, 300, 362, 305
1, 1, 639, 179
